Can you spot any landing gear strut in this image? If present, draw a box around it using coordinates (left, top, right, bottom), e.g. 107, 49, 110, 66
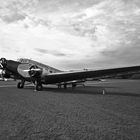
34, 78, 43, 91
17, 80, 25, 89
35, 82, 43, 91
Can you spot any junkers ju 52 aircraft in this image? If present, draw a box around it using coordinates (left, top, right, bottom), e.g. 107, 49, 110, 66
0, 57, 140, 91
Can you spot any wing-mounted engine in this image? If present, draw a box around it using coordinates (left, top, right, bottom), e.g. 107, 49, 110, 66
28, 65, 42, 78
17, 64, 43, 90
28, 65, 43, 91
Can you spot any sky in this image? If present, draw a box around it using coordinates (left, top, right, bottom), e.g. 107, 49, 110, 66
0, 0, 140, 70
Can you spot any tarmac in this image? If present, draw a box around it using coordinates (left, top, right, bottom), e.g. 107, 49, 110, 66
0, 79, 140, 140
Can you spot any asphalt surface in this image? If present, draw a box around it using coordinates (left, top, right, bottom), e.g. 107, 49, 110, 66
0, 79, 140, 140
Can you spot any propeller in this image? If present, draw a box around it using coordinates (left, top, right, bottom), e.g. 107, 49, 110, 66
23, 68, 41, 72
23, 65, 42, 78
0, 70, 6, 80
23, 65, 43, 90
0, 58, 7, 69
0, 58, 7, 79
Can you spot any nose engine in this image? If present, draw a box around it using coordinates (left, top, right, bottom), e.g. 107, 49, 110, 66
0, 58, 7, 69
0, 58, 9, 79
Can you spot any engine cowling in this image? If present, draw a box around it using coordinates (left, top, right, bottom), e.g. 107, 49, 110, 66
0, 58, 7, 69
28, 65, 43, 90
0, 58, 9, 78
28, 65, 42, 78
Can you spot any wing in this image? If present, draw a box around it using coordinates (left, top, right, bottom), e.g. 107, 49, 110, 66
44, 65, 140, 84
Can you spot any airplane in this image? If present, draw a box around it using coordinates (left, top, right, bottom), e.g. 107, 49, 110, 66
0, 57, 140, 91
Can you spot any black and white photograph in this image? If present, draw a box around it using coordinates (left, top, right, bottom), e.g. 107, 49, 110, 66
0, 0, 140, 139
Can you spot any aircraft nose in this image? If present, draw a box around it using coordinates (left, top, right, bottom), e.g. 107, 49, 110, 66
0, 58, 7, 69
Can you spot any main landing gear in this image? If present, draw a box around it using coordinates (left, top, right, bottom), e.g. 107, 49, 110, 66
17, 79, 43, 91
34, 80, 43, 91
17, 80, 25, 89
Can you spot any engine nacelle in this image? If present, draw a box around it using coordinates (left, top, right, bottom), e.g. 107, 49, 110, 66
28, 65, 42, 78
0, 58, 7, 68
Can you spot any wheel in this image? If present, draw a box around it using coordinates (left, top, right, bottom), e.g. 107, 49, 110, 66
36, 84, 43, 91
17, 82, 24, 89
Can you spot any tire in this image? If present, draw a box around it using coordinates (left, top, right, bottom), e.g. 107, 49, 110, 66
36, 84, 43, 91
17, 82, 24, 89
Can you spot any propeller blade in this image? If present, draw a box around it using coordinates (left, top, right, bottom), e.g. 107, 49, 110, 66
23, 68, 41, 72
0, 64, 3, 69
0, 58, 7, 69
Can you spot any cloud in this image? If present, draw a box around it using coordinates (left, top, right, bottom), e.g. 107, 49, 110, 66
1, 13, 26, 23
0, 0, 38, 23
0, 0, 140, 69
35, 48, 66, 57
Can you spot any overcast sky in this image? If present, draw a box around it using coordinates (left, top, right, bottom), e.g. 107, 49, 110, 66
0, 0, 140, 70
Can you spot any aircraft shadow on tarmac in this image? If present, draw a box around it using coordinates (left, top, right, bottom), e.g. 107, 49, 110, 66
25, 85, 140, 97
